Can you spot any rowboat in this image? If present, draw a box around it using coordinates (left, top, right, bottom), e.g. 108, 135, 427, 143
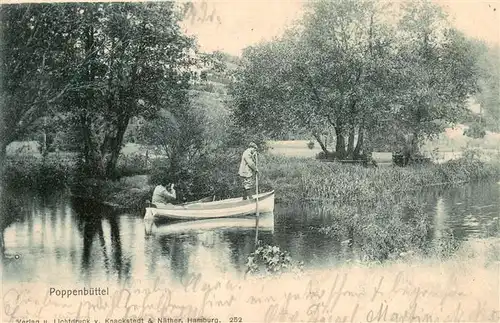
144, 190, 275, 222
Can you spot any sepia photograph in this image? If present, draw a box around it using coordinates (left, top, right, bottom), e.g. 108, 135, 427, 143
0, 0, 499, 322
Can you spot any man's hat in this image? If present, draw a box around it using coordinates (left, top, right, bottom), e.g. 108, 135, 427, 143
248, 142, 258, 149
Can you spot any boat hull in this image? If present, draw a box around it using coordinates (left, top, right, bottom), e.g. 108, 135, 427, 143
144, 191, 275, 221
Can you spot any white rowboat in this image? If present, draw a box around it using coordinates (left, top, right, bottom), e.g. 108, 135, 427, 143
144, 190, 275, 222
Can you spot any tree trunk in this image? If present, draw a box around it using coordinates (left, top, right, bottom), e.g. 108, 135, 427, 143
334, 126, 347, 160
104, 116, 130, 179
80, 114, 94, 175
353, 126, 364, 159
312, 132, 329, 155
0, 140, 7, 180
411, 131, 419, 154
79, 21, 99, 177
346, 126, 356, 159
408, 131, 420, 160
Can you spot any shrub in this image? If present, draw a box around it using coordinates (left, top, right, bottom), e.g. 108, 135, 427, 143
2, 153, 77, 189
308, 196, 432, 261
246, 243, 303, 275
115, 153, 150, 177
256, 152, 500, 205
464, 122, 486, 139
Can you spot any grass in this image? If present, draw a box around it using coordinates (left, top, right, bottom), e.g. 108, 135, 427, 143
242, 149, 499, 262
267, 126, 500, 162
3, 139, 499, 217
3, 143, 499, 206
255, 150, 500, 205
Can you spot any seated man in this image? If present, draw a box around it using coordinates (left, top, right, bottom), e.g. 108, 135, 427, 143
151, 183, 176, 207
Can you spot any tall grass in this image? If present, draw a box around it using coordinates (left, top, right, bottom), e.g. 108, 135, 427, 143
253, 151, 500, 204
233, 151, 500, 263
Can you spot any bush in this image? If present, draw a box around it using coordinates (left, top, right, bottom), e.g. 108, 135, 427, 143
308, 195, 432, 261
2, 153, 77, 189
115, 153, 150, 177
464, 122, 486, 139
246, 243, 303, 275
315, 150, 337, 160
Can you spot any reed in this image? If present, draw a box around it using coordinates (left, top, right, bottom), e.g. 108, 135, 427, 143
255, 152, 500, 204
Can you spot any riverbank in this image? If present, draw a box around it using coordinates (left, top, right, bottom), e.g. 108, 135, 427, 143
5, 147, 499, 263
258, 149, 500, 205
2, 149, 500, 210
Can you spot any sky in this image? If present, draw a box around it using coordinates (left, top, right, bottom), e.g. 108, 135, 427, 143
180, 0, 500, 56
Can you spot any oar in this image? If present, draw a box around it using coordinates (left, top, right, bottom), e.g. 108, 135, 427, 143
254, 152, 260, 245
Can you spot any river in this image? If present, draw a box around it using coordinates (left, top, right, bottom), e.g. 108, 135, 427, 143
1, 181, 498, 287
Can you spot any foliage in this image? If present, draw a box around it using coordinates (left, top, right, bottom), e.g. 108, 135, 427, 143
136, 101, 214, 201
464, 120, 487, 139
380, 3, 480, 155
115, 152, 150, 177
474, 42, 500, 132
0, 4, 78, 172
69, 174, 153, 211
0, 3, 197, 179
230, 0, 480, 160
246, 243, 303, 275
312, 196, 432, 261
2, 153, 78, 189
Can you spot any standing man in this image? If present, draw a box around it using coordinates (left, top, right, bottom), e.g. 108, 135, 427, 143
238, 142, 259, 200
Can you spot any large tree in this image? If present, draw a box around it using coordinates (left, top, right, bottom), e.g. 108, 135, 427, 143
381, 0, 480, 156
57, 3, 195, 178
475, 42, 500, 132
0, 3, 196, 178
230, 0, 480, 160
231, 0, 393, 159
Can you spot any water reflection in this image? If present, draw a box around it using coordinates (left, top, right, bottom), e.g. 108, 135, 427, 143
146, 216, 274, 282
71, 197, 132, 284
1, 181, 499, 285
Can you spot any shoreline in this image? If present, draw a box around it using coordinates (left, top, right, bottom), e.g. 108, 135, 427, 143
2, 152, 500, 209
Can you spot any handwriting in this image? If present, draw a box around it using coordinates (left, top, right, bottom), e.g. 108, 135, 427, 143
3, 269, 499, 322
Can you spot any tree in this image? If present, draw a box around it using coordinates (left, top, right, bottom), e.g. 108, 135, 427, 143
0, 4, 82, 171
474, 42, 500, 132
231, 0, 399, 160
230, 0, 480, 161
59, 3, 195, 178
137, 105, 208, 197
382, 1, 480, 156
1, 3, 196, 179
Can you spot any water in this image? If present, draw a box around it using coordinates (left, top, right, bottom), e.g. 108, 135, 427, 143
1, 181, 498, 286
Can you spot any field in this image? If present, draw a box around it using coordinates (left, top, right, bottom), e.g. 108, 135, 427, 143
267, 140, 393, 164
267, 125, 500, 164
